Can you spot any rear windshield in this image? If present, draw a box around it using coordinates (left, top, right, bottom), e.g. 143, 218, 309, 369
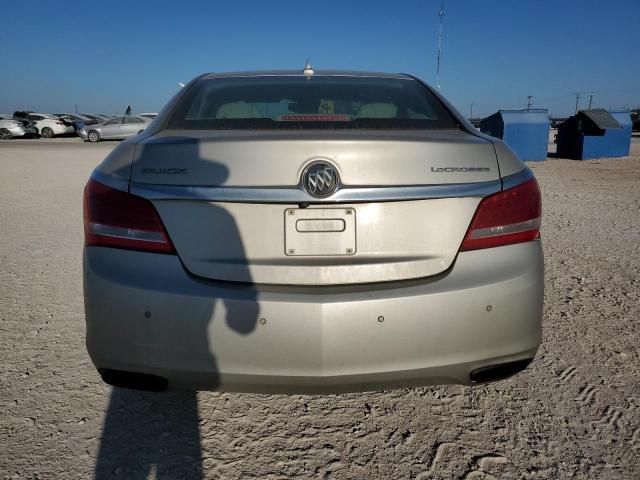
168, 76, 459, 130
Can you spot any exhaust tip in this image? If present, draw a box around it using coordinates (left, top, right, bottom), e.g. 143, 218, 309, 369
99, 368, 168, 391
470, 358, 533, 383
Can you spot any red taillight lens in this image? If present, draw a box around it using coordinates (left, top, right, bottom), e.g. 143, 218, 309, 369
460, 177, 541, 251
83, 179, 175, 254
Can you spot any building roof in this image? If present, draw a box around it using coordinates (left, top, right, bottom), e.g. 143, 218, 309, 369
580, 109, 622, 129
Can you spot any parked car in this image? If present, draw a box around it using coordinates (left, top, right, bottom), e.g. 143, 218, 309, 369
12, 111, 42, 135
83, 69, 543, 393
79, 115, 151, 142
81, 113, 111, 123
550, 118, 567, 129
139, 112, 158, 120
0, 113, 38, 139
55, 113, 97, 132
24, 112, 74, 137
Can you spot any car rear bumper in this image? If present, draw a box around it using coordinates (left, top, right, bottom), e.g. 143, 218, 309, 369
83, 241, 544, 393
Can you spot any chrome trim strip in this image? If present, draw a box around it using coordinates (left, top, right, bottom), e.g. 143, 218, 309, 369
90, 170, 130, 192
129, 179, 502, 204
89, 223, 166, 243
470, 217, 541, 239
92, 166, 533, 203
501, 167, 535, 190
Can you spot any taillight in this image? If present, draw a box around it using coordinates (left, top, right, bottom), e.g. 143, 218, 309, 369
83, 179, 175, 254
460, 177, 541, 251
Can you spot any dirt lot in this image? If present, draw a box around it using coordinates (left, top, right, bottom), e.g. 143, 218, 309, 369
1, 138, 639, 479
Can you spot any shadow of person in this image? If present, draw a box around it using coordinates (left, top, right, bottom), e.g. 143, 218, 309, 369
94, 137, 258, 479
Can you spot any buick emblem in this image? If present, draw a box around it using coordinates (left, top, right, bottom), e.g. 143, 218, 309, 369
302, 162, 339, 198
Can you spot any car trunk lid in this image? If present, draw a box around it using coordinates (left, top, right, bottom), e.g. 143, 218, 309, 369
130, 129, 499, 285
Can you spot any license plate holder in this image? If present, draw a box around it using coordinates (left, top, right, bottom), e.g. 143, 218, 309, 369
284, 208, 356, 256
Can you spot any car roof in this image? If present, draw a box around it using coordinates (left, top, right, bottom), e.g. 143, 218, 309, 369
201, 70, 414, 80
59, 113, 91, 118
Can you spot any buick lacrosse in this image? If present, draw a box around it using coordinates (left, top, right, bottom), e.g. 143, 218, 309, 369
83, 68, 543, 393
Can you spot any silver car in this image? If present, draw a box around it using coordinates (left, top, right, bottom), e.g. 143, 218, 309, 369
79, 115, 151, 142
83, 69, 543, 393
81, 113, 111, 123
0, 114, 38, 139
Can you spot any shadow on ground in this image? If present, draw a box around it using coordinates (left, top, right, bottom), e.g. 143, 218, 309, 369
93, 137, 258, 479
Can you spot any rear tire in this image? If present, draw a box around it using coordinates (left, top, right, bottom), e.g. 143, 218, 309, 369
87, 130, 101, 143
0, 128, 12, 140
41, 127, 54, 138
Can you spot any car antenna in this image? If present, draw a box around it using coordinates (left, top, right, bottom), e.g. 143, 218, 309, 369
303, 59, 314, 77
436, 0, 446, 89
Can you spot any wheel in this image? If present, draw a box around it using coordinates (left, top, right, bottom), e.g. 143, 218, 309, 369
41, 127, 54, 138
138, 130, 144, 135
87, 130, 101, 143
0, 128, 12, 140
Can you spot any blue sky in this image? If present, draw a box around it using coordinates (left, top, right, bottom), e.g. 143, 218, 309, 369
1, 0, 638, 117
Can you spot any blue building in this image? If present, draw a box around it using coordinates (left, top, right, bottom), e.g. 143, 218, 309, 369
480, 109, 549, 162
556, 109, 632, 160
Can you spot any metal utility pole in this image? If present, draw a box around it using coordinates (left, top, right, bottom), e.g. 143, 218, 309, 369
470, 102, 474, 119
587, 93, 595, 110
574, 93, 581, 113
75, 104, 78, 113
436, 0, 446, 89
527, 96, 533, 110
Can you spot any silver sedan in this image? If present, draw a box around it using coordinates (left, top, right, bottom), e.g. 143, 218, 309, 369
79, 115, 151, 142
83, 69, 543, 393
0, 115, 38, 139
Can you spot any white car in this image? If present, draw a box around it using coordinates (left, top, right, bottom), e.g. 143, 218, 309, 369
139, 112, 158, 120
0, 113, 38, 140
27, 113, 74, 137
0, 114, 38, 139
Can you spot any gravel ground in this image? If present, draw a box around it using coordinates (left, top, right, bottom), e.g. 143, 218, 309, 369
1, 138, 639, 479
